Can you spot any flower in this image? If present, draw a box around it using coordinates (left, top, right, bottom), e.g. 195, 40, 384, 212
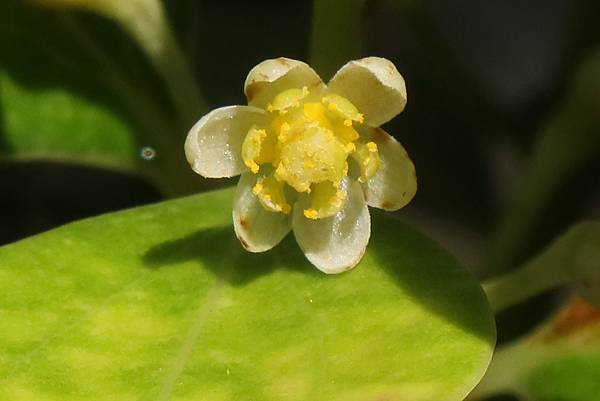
185, 57, 417, 273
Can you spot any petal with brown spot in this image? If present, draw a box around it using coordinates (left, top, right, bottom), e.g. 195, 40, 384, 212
233, 172, 292, 253
358, 127, 417, 211
244, 58, 325, 109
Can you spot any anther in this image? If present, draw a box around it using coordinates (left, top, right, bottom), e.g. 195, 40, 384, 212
246, 161, 259, 174
366, 142, 378, 153
252, 182, 263, 195
304, 208, 319, 219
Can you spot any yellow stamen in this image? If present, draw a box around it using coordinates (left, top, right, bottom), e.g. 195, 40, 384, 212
278, 122, 291, 142
303, 180, 347, 219
352, 142, 381, 183
303, 102, 331, 129
335, 122, 360, 144
304, 208, 318, 219
331, 190, 345, 208
248, 88, 373, 219
253, 129, 267, 143
254, 175, 291, 214
252, 182, 263, 195
322, 94, 364, 124
271, 87, 309, 112
275, 163, 287, 181
242, 128, 273, 174
246, 160, 260, 174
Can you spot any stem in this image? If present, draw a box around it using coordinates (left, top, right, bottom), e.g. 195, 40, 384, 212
483, 253, 568, 314
309, 0, 364, 79
483, 221, 598, 313
483, 50, 600, 276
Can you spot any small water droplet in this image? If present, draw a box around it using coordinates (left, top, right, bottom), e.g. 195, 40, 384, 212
140, 146, 156, 160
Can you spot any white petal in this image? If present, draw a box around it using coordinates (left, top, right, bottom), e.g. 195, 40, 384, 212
233, 172, 292, 252
184, 106, 268, 178
360, 127, 417, 211
293, 178, 370, 274
327, 57, 407, 127
244, 58, 325, 109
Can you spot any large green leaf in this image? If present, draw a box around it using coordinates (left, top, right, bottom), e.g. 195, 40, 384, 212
470, 297, 600, 401
0, 188, 495, 401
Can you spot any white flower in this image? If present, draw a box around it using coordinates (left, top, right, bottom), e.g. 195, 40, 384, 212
185, 57, 417, 273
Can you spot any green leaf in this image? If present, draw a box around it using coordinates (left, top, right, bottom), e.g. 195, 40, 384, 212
0, 188, 495, 401
0, 70, 137, 169
0, 1, 140, 168
470, 297, 600, 401
0, 1, 210, 194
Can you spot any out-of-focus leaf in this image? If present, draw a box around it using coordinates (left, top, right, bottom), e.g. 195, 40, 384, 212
470, 297, 600, 401
0, 0, 166, 173
0, 71, 136, 168
0, 188, 495, 401
31, 0, 206, 127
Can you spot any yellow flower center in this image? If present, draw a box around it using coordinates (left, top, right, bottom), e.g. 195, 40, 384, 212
242, 87, 380, 219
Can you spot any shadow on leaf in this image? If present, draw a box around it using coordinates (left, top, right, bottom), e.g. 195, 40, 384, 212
142, 225, 320, 285
143, 213, 493, 342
